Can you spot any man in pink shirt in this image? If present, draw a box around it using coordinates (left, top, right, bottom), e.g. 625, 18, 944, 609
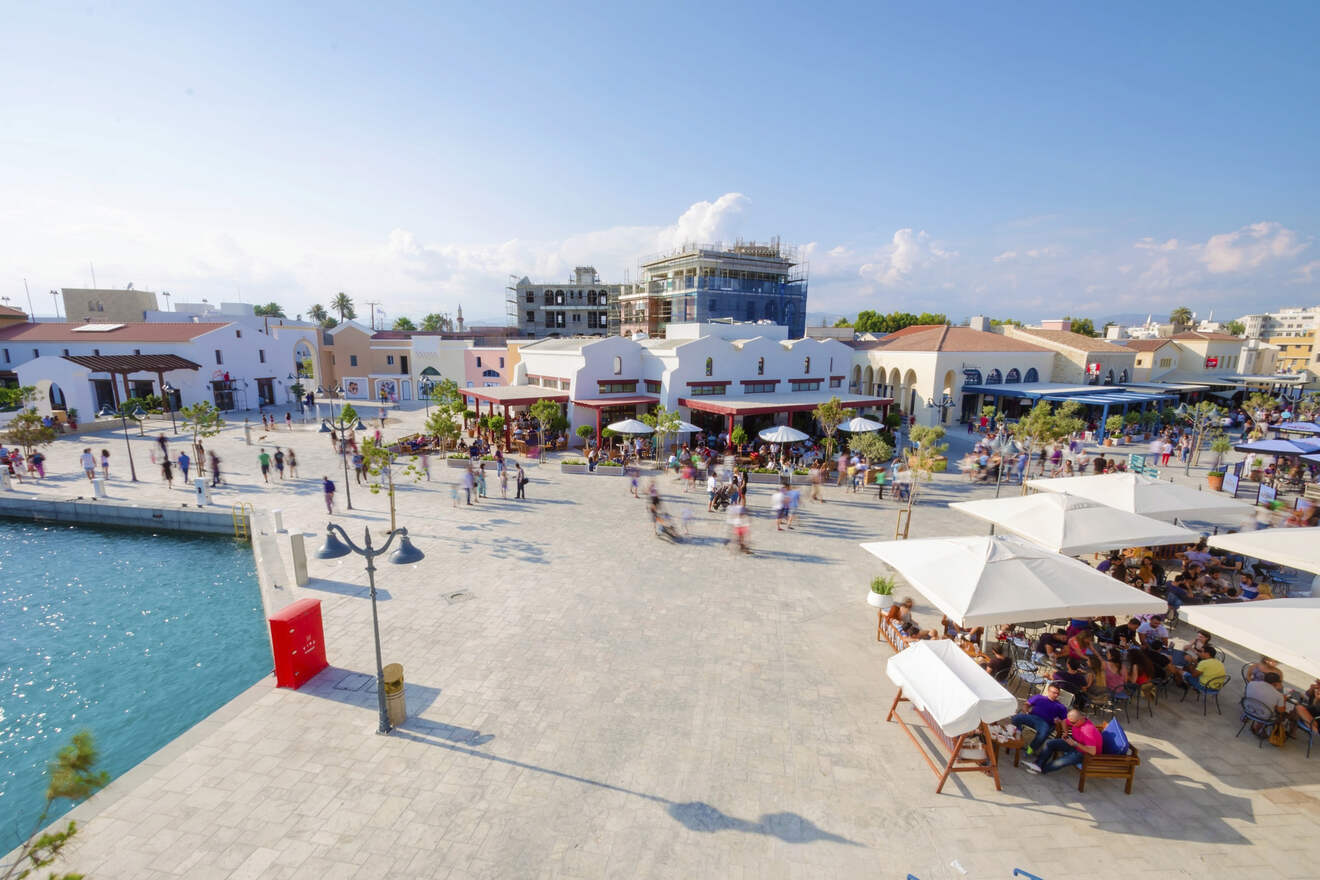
1024, 708, 1101, 775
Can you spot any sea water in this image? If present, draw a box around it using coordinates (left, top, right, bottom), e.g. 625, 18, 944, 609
0, 520, 271, 850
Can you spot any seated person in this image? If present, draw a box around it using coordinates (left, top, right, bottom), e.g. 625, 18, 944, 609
1095, 552, 1122, 574
1181, 645, 1227, 691
1065, 630, 1093, 660
1179, 539, 1214, 567
1245, 672, 1287, 715
1238, 573, 1261, 601
1245, 656, 1281, 682
1109, 618, 1143, 649
884, 596, 915, 626
1024, 708, 1102, 775
1034, 629, 1068, 660
1294, 680, 1320, 728
941, 616, 985, 645
1167, 630, 1213, 668
981, 644, 1013, 679
1142, 639, 1173, 679
1164, 577, 1192, 610
1136, 615, 1169, 646
1053, 658, 1090, 700
1009, 682, 1069, 755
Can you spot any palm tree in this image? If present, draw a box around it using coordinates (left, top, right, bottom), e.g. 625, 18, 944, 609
331, 292, 356, 323
307, 304, 332, 327
421, 312, 452, 332
1169, 306, 1193, 331
253, 302, 285, 317
393, 316, 416, 331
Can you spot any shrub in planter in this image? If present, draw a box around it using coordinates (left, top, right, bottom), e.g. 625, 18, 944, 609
868, 575, 897, 609
1206, 470, 1225, 492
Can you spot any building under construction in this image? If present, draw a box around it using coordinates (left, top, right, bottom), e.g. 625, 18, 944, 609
506, 266, 623, 339
613, 238, 808, 339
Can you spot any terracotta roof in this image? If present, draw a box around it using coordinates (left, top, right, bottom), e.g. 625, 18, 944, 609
1173, 331, 1243, 342
856, 325, 1049, 353
1120, 338, 1176, 352
0, 305, 27, 318
1013, 327, 1134, 353
0, 321, 229, 343
63, 354, 202, 373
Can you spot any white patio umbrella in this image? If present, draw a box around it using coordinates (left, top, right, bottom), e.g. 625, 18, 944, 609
1027, 472, 1250, 521
606, 418, 654, 435
1181, 599, 1320, 680
1207, 527, 1320, 575
860, 534, 1166, 628
838, 416, 885, 433
949, 492, 1199, 556
886, 640, 1017, 736
673, 420, 702, 433
758, 425, 809, 443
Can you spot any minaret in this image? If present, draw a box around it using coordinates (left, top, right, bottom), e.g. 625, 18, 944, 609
457, 304, 465, 332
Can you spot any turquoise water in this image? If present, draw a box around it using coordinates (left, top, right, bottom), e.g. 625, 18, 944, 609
0, 520, 271, 849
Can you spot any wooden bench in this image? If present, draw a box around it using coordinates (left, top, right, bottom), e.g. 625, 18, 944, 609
886, 694, 1002, 794
1077, 744, 1139, 794
1304, 483, 1320, 504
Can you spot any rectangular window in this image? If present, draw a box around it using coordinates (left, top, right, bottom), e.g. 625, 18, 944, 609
387, 355, 394, 365
33, 348, 39, 358
235, 329, 242, 338
1158, 357, 1172, 368
350, 355, 358, 367
572, 312, 580, 322
133, 348, 141, 355
93, 349, 99, 356
215, 349, 223, 365
259, 349, 266, 363
790, 380, 822, 392
599, 292, 608, 305
2, 349, 8, 363
526, 310, 535, 322
688, 384, 727, 396
556, 313, 566, 328
476, 356, 482, 367
499, 357, 505, 368
829, 377, 842, 388
598, 381, 638, 393
743, 382, 776, 393
588, 290, 597, 305
525, 291, 534, 303
645, 380, 662, 394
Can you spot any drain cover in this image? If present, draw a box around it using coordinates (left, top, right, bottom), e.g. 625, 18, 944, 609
444, 590, 474, 604
333, 673, 373, 691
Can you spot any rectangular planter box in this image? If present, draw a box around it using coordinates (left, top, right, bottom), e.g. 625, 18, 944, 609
594, 466, 625, 476
560, 463, 588, 474
446, 458, 471, 468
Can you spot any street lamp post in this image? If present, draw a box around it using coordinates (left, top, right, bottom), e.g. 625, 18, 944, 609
97, 405, 146, 481
320, 386, 363, 510
161, 382, 178, 435
925, 394, 954, 426
315, 523, 424, 735
420, 379, 435, 419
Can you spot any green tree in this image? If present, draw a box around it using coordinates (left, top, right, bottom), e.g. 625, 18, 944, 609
307, 304, 330, 327
731, 424, 748, 449
253, 302, 286, 317
1169, 306, 1194, 331
575, 424, 595, 447
1180, 401, 1224, 474
832, 317, 853, 328
1, 730, 108, 880
330, 291, 356, 323
641, 404, 682, 459
1224, 319, 1246, 337
896, 425, 948, 537
339, 403, 359, 426
425, 408, 462, 451
0, 385, 38, 410
848, 430, 893, 464
529, 398, 563, 461
5, 410, 58, 454
989, 317, 1025, 328
392, 316, 416, 331
852, 310, 948, 335
1066, 316, 1098, 337
179, 401, 225, 467
1010, 400, 1082, 483
421, 312, 453, 332
812, 396, 855, 457
361, 436, 423, 532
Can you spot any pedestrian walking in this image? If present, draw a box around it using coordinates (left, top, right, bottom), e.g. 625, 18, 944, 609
420, 451, 431, 481
29, 450, 45, 479
500, 466, 509, 499
352, 451, 365, 484
156, 433, 168, 459
322, 475, 336, 513
287, 449, 298, 477
727, 500, 750, 554
476, 464, 488, 498
161, 457, 174, 489
461, 466, 475, 505
210, 452, 222, 487
285, 412, 293, 431
273, 448, 285, 480
80, 448, 96, 481
707, 472, 717, 511
810, 462, 823, 503
771, 485, 787, 531
787, 484, 801, 527
515, 463, 527, 499
630, 466, 641, 498
258, 448, 272, 484
101, 449, 111, 480
836, 451, 848, 487
178, 450, 191, 482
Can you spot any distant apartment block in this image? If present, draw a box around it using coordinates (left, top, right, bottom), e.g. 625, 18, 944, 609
1238, 306, 1320, 340
62, 287, 159, 323
616, 239, 808, 340
506, 267, 620, 339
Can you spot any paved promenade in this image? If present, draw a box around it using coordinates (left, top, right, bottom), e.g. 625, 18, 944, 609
5, 409, 1320, 879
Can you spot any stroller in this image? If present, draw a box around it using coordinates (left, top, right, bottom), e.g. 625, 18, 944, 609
649, 497, 683, 542
710, 482, 735, 511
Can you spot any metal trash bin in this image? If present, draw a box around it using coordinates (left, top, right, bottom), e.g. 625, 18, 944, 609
383, 662, 406, 726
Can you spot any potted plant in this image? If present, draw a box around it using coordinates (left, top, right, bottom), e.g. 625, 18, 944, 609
1206, 470, 1225, 492
1105, 415, 1125, 445
560, 458, 588, 474
1208, 434, 1233, 473
1249, 456, 1264, 482
868, 575, 897, 610
595, 459, 625, 476
65, 407, 79, 430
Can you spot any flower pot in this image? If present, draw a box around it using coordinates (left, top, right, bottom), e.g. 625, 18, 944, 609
867, 592, 893, 609
1104, 438, 1114, 447
1206, 473, 1224, 492
1249, 470, 1262, 482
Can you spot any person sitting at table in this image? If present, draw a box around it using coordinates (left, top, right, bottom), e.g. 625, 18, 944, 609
1245, 672, 1287, 715
1136, 615, 1169, 646
1010, 682, 1069, 756
1238, 573, 1262, 601
1168, 630, 1213, 668
1179, 538, 1214, 567
1034, 629, 1068, 660
1065, 630, 1093, 660
1142, 639, 1173, 680
1095, 551, 1122, 574
1101, 647, 1128, 696
1109, 618, 1142, 649
1294, 680, 1320, 727
941, 616, 985, 646
1180, 645, 1227, 692
885, 596, 915, 626
1125, 647, 1154, 690
1024, 708, 1102, 775
1246, 656, 1282, 682
1083, 653, 1110, 704
981, 644, 1013, 679
1165, 576, 1192, 612
1054, 657, 1089, 702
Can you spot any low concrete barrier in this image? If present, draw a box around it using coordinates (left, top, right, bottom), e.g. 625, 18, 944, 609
0, 495, 244, 536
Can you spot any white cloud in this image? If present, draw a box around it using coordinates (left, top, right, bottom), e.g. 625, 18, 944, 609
1200, 221, 1305, 273
1135, 237, 1179, 252
992, 250, 1017, 263
858, 228, 954, 287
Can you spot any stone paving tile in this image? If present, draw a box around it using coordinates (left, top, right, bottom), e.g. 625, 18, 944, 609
7, 409, 1320, 877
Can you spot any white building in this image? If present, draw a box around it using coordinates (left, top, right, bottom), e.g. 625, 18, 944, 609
1238, 306, 1320, 340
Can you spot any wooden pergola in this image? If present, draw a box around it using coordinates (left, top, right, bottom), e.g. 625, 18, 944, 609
63, 354, 202, 409
463, 385, 570, 448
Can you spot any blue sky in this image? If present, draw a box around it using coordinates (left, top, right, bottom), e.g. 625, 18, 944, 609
3, 2, 1316, 325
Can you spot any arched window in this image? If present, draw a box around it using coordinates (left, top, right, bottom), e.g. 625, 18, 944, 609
963, 369, 983, 385
1005, 368, 1021, 384
804, 356, 811, 375
986, 368, 1003, 385
1104, 369, 1114, 385
1024, 368, 1038, 383
481, 369, 500, 378
757, 357, 764, 376
1119, 368, 1129, 384
705, 357, 713, 377
612, 355, 622, 375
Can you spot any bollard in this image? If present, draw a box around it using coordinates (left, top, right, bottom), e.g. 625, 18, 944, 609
92, 477, 107, 499
244, 421, 252, 446
272, 508, 286, 533
0, 470, 12, 491
383, 663, 407, 726
193, 477, 211, 507
286, 532, 310, 586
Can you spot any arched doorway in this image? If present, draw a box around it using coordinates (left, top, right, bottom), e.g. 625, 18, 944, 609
862, 365, 874, 395
293, 340, 316, 383
851, 364, 861, 390
903, 369, 919, 417
941, 370, 955, 424
888, 368, 902, 406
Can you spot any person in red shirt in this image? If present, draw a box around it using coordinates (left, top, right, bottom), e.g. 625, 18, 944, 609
1024, 708, 1101, 774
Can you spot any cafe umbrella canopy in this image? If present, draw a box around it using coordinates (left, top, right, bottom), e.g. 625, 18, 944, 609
949, 492, 1199, 556
1181, 599, 1320, 680
1207, 527, 1320, 576
860, 534, 1166, 629
758, 425, 810, 443
838, 416, 885, 433
1027, 472, 1251, 522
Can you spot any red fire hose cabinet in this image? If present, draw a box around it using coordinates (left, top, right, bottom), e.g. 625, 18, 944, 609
269, 598, 328, 689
